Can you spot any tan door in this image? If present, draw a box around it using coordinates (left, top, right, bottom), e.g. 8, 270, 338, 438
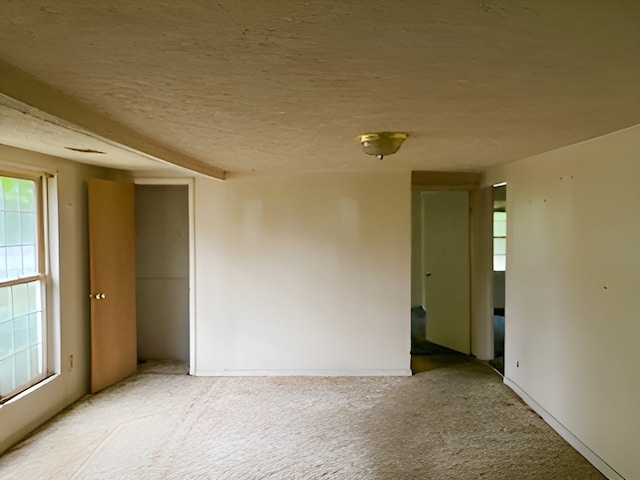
422, 191, 470, 354
88, 179, 137, 392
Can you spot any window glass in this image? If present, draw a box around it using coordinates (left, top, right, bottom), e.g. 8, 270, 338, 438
493, 211, 507, 272
0, 175, 46, 401
493, 211, 507, 237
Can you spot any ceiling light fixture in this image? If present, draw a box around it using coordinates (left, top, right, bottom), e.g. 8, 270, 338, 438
357, 132, 408, 160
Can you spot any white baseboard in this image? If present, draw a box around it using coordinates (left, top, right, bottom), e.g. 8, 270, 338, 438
193, 369, 413, 377
504, 377, 624, 480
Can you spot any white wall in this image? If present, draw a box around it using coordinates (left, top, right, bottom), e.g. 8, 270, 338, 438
0, 145, 125, 455
469, 187, 494, 360
484, 125, 640, 480
194, 171, 411, 375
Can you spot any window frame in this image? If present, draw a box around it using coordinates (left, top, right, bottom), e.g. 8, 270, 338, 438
0, 170, 50, 403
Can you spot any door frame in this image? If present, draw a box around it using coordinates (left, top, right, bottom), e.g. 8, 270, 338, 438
134, 178, 196, 374
410, 172, 494, 361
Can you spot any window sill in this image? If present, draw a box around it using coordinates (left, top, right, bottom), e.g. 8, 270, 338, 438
0, 372, 60, 408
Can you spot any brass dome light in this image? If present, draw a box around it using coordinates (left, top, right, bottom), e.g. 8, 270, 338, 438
357, 132, 408, 160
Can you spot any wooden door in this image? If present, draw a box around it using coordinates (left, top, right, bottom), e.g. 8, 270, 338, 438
422, 191, 470, 354
88, 179, 137, 392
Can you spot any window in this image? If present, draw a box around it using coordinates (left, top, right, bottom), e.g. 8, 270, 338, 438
0, 174, 48, 402
493, 211, 507, 271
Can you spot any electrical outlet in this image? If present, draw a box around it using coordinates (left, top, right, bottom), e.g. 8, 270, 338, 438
69, 354, 74, 372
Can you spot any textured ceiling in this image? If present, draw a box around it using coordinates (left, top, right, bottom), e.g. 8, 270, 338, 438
0, 0, 639, 176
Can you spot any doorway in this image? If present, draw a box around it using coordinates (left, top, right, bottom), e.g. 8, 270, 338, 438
134, 181, 192, 368
411, 189, 471, 372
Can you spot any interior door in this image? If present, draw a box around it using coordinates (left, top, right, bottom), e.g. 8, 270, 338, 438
422, 191, 470, 354
88, 179, 137, 392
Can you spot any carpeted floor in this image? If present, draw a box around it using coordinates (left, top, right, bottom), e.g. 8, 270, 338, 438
0, 361, 604, 479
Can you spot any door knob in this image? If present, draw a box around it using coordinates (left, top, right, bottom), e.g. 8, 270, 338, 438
90, 293, 106, 299
425, 272, 432, 277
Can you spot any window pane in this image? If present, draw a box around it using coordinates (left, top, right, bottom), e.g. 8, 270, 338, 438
493, 212, 507, 237
494, 237, 507, 255
5, 212, 21, 246
0, 281, 45, 399
29, 313, 42, 345
21, 212, 35, 245
6, 246, 22, 278
19, 181, 35, 212
13, 349, 29, 387
28, 281, 41, 312
2, 178, 20, 212
30, 344, 43, 378
14, 315, 29, 352
0, 177, 38, 281
0, 211, 5, 247
0, 250, 7, 286
12, 283, 29, 317
0, 320, 13, 359
494, 254, 506, 271
0, 356, 16, 396
0, 287, 11, 322
22, 245, 36, 276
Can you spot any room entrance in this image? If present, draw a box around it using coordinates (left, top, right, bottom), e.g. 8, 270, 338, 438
411, 188, 471, 371
134, 181, 193, 369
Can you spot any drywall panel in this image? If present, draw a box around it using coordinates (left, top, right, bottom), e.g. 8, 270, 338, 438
484, 125, 640, 480
135, 185, 189, 362
0, 144, 127, 455
194, 171, 411, 375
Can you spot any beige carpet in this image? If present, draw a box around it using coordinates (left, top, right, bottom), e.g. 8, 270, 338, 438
0, 361, 604, 479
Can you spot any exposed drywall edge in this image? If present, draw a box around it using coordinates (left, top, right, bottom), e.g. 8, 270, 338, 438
504, 377, 624, 480
194, 369, 413, 377
0, 60, 226, 180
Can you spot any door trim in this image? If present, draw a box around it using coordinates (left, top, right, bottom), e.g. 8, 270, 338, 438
134, 178, 196, 374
